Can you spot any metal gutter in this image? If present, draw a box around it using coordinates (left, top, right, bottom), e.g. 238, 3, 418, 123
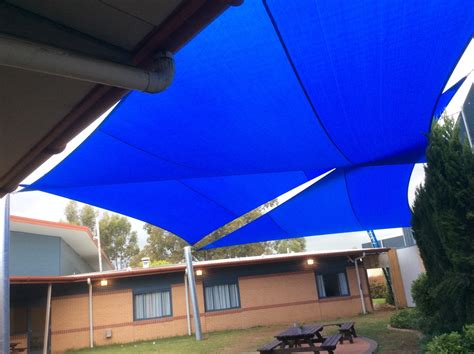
10, 248, 389, 284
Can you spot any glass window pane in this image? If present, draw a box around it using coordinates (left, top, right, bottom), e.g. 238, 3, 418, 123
205, 283, 240, 311
338, 272, 349, 296
134, 290, 171, 320
317, 275, 326, 298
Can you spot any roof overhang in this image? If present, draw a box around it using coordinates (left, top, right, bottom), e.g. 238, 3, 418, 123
0, 0, 242, 196
10, 215, 113, 272
10, 248, 389, 284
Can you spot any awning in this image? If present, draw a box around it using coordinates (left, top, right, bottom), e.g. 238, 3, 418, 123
27, 0, 474, 247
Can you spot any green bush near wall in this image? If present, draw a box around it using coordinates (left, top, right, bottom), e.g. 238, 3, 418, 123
425, 325, 474, 354
389, 308, 420, 330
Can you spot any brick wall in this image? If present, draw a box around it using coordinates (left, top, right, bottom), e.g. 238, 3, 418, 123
49, 266, 372, 353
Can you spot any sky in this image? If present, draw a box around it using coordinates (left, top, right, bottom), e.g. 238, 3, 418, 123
10, 39, 474, 251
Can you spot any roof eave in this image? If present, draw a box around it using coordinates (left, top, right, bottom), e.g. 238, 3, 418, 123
10, 248, 389, 284
0, 0, 242, 197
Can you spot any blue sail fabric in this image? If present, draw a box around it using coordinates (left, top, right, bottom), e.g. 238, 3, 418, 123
433, 76, 468, 120
27, 0, 474, 246
32, 171, 312, 245
204, 164, 414, 249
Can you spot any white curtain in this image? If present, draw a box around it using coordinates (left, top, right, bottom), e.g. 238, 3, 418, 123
317, 274, 326, 298
205, 284, 239, 311
338, 272, 349, 295
135, 290, 171, 320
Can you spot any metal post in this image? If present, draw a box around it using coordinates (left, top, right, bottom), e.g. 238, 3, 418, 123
354, 258, 367, 315
184, 246, 202, 340
43, 283, 52, 354
184, 272, 192, 336
95, 217, 103, 272
0, 194, 10, 354
87, 278, 94, 348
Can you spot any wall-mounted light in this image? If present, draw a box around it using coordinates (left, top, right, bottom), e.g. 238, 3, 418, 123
306, 259, 315, 265
100, 279, 108, 287
195, 270, 203, 276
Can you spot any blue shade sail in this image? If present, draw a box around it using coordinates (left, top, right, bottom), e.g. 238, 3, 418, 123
204, 164, 414, 249
32, 171, 311, 245
433, 76, 468, 120
27, 0, 474, 246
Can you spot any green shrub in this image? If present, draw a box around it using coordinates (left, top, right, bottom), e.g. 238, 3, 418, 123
368, 276, 387, 298
463, 324, 474, 352
425, 326, 474, 353
426, 332, 466, 353
390, 309, 420, 330
385, 285, 394, 305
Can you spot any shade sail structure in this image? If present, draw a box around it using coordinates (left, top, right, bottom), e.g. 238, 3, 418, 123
27, 0, 474, 246
204, 164, 414, 249
434, 76, 468, 120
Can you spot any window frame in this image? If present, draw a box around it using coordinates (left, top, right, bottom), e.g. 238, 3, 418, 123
133, 287, 173, 321
203, 281, 241, 312
315, 269, 351, 299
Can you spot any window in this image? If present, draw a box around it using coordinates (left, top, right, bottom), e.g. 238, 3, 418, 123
134, 289, 172, 320
316, 271, 349, 298
204, 283, 240, 311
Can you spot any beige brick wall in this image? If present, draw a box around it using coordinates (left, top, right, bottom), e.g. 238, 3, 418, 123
50, 266, 373, 353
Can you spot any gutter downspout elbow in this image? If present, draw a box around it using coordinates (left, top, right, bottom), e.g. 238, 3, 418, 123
0, 34, 175, 94
146, 52, 175, 93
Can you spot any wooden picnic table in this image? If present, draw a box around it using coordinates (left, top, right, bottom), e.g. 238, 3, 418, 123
10, 349, 27, 353
275, 324, 324, 348
259, 324, 341, 353
323, 321, 357, 344
10, 342, 27, 353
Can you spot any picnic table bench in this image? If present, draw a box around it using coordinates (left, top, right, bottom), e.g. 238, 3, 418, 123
10, 342, 27, 353
258, 334, 342, 353
258, 324, 342, 354
338, 322, 357, 343
324, 321, 357, 344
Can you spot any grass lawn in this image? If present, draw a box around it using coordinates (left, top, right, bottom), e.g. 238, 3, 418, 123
373, 298, 387, 305
67, 310, 420, 353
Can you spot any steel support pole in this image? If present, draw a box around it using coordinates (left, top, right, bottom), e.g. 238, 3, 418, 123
87, 278, 94, 348
184, 246, 202, 340
184, 272, 192, 336
354, 258, 367, 315
43, 283, 52, 354
0, 194, 10, 354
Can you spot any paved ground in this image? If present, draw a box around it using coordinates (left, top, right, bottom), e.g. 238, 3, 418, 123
334, 337, 377, 354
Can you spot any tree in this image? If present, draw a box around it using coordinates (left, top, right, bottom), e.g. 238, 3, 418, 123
272, 239, 306, 254
64, 201, 97, 233
134, 193, 310, 265
411, 118, 474, 334
137, 224, 188, 264
80, 205, 97, 234
98, 212, 139, 269
64, 201, 80, 225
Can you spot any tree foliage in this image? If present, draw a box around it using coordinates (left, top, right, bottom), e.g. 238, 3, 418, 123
64, 201, 81, 225
80, 205, 97, 234
272, 239, 306, 254
63, 201, 139, 269
99, 213, 139, 269
411, 118, 474, 334
130, 224, 188, 265
133, 221, 306, 265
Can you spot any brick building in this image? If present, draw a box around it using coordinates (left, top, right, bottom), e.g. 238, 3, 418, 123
10, 248, 406, 353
